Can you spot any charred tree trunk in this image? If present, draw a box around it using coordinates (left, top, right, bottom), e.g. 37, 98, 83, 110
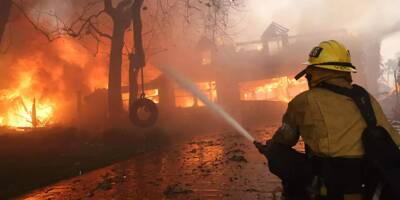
129, 0, 145, 112
0, 0, 12, 44
108, 23, 125, 123
104, 0, 132, 126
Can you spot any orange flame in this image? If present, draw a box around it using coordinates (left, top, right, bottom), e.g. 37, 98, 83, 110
175, 81, 217, 108
0, 72, 55, 128
0, 38, 100, 128
241, 76, 308, 102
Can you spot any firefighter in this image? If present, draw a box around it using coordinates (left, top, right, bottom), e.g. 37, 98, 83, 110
254, 40, 400, 200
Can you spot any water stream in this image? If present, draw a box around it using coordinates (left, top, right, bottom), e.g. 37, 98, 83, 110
158, 65, 255, 142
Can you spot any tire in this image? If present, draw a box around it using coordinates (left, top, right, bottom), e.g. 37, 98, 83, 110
129, 98, 158, 128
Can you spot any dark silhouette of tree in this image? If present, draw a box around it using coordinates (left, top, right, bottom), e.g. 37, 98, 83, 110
0, 0, 12, 46
64, 0, 139, 125
103, 0, 134, 125
129, 0, 145, 113
4, 0, 245, 127
61, 0, 243, 127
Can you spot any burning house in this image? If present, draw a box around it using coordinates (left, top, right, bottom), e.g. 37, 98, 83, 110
2, 1, 400, 199
0, 20, 385, 131
98, 22, 377, 131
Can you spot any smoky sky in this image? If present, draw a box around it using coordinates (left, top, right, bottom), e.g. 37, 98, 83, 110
236, 0, 400, 41
1, 0, 399, 124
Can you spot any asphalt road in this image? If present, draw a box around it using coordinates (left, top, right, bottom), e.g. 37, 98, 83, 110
20, 126, 302, 200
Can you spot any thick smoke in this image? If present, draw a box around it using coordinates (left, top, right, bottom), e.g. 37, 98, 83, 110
0, 0, 220, 126
238, 0, 400, 40
2, 0, 399, 126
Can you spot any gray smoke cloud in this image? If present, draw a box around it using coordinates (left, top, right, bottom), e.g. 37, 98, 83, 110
236, 0, 400, 41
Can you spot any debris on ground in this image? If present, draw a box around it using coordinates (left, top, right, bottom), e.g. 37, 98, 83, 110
86, 191, 94, 197
225, 149, 245, 155
97, 178, 112, 191
245, 188, 260, 193
20, 129, 285, 199
189, 148, 197, 153
163, 183, 193, 197
111, 174, 126, 184
188, 140, 218, 147
228, 155, 248, 163
229, 176, 239, 182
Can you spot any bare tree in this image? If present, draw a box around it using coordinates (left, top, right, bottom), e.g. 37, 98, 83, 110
61, 0, 243, 126
62, 0, 135, 125
103, 0, 133, 125
182, 0, 244, 42
6, 0, 244, 127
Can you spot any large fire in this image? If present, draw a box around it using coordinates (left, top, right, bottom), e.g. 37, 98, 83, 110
0, 96, 54, 128
0, 37, 109, 129
173, 77, 306, 109
240, 76, 308, 102
175, 81, 217, 108
0, 74, 55, 128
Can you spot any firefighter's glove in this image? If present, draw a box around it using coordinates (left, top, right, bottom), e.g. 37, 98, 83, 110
254, 141, 270, 156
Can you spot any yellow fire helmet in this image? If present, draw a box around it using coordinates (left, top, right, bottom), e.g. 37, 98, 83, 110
295, 40, 357, 80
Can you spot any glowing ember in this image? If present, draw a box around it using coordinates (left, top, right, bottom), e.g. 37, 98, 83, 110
240, 76, 308, 102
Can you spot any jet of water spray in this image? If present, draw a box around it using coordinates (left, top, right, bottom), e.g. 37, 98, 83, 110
158, 65, 255, 142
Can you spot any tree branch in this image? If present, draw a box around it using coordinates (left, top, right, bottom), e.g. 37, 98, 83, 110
89, 22, 112, 40
104, 0, 115, 17
12, 1, 61, 41
65, 10, 112, 40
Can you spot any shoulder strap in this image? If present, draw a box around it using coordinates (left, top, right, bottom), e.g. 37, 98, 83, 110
318, 83, 377, 127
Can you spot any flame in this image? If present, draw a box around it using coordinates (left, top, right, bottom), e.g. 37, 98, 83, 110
0, 38, 95, 129
122, 89, 160, 111
240, 76, 308, 102
56, 39, 89, 69
0, 71, 55, 128
0, 96, 55, 128
1, 97, 54, 128
175, 81, 217, 108
145, 89, 160, 104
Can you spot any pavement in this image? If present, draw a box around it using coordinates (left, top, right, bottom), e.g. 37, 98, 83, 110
19, 126, 305, 200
